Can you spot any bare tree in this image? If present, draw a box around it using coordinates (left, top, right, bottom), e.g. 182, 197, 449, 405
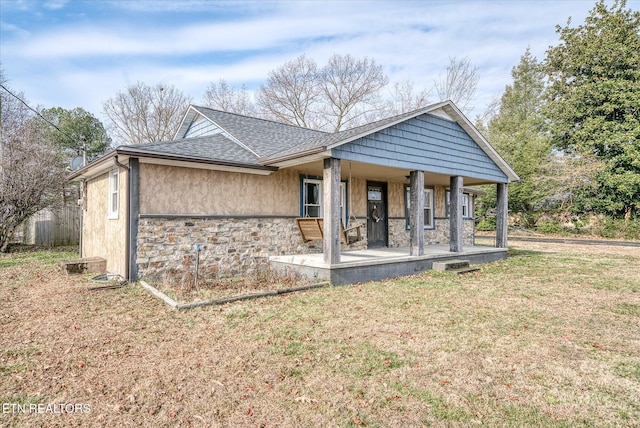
474, 95, 501, 130
256, 55, 322, 129
202, 79, 256, 116
318, 54, 389, 131
103, 82, 192, 145
386, 79, 432, 115
0, 81, 66, 252
256, 54, 389, 132
435, 57, 479, 114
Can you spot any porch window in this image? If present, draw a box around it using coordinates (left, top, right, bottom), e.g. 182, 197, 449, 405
301, 177, 347, 225
404, 186, 434, 230
446, 191, 473, 218
108, 169, 119, 219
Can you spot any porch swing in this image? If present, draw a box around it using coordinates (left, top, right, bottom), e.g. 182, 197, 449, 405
296, 162, 364, 245
345, 160, 365, 243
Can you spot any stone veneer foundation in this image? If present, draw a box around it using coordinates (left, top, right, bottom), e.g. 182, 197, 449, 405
388, 218, 475, 248
136, 216, 475, 279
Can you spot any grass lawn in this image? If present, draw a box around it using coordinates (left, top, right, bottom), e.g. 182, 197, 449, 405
1, 240, 639, 427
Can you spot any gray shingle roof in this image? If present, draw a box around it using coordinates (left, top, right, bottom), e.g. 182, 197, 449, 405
119, 134, 259, 165
73, 101, 519, 181
191, 106, 327, 158
110, 101, 518, 183
121, 104, 449, 165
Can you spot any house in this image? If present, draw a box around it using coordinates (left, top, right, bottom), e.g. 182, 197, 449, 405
69, 100, 519, 284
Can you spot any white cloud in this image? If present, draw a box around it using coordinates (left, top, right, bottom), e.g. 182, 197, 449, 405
0, 0, 631, 123
44, 0, 69, 10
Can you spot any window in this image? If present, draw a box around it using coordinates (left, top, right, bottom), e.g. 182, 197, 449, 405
405, 186, 434, 229
302, 178, 322, 218
446, 191, 473, 218
108, 169, 119, 219
301, 177, 347, 225
423, 188, 434, 228
463, 194, 470, 218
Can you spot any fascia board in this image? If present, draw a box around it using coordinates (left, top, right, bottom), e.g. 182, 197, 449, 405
264, 150, 332, 168
137, 157, 275, 175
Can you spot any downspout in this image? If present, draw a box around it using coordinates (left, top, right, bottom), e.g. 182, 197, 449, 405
114, 156, 130, 281
128, 158, 140, 282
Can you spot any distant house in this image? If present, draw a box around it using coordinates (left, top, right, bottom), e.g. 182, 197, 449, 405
69, 101, 518, 283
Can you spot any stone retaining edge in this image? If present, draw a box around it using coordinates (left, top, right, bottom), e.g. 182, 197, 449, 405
138, 280, 330, 311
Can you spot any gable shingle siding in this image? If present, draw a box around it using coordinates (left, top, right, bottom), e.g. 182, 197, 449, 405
332, 114, 509, 183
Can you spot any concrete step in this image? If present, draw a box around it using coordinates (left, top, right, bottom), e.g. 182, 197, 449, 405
432, 259, 470, 271
447, 266, 480, 275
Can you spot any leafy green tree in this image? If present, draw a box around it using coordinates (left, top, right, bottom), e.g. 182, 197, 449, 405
544, 0, 640, 218
40, 107, 111, 162
478, 49, 553, 226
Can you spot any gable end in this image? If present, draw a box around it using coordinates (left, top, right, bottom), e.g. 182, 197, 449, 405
332, 113, 509, 183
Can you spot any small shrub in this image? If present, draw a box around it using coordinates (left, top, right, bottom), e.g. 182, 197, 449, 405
596, 217, 640, 240
536, 220, 563, 235
476, 218, 496, 231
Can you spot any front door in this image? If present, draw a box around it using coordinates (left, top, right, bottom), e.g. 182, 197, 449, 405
367, 182, 388, 248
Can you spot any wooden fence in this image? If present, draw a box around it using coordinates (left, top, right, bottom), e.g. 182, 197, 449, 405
22, 206, 81, 247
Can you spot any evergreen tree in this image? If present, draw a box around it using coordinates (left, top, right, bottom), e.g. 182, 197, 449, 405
40, 107, 111, 162
479, 49, 552, 225
544, 0, 640, 218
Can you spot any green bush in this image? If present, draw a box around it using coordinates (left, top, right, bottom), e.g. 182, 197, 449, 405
536, 220, 563, 235
598, 217, 640, 240
476, 217, 496, 231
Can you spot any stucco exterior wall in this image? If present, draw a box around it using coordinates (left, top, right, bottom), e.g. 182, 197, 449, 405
139, 163, 300, 216
82, 168, 128, 276
349, 177, 368, 218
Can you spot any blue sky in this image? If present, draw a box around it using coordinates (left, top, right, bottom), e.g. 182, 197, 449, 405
2, 0, 637, 124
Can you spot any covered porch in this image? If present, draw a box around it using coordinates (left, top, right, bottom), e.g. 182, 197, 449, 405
269, 244, 507, 285
281, 155, 511, 284
265, 103, 518, 285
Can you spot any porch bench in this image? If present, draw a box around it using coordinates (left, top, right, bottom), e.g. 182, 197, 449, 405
296, 218, 363, 244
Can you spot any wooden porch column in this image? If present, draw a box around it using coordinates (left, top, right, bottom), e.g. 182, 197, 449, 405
449, 176, 464, 252
409, 170, 424, 256
496, 183, 509, 248
323, 157, 341, 264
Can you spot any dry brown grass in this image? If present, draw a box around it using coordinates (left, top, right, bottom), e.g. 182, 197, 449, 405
1, 240, 639, 427
152, 264, 310, 303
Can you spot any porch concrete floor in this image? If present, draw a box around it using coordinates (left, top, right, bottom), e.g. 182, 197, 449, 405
269, 244, 507, 285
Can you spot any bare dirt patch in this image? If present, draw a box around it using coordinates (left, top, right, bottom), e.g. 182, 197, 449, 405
1, 241, 639, 427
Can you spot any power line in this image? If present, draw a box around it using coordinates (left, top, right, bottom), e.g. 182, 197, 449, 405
0, 83, 78, 144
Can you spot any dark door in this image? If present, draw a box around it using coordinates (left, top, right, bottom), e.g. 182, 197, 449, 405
367, 182, 388, 248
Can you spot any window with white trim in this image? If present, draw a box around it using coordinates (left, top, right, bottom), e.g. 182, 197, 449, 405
405, 186, 434, 229
446, 191, 473, 218
301, 177, 347, 225
108, 169, 119, 219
